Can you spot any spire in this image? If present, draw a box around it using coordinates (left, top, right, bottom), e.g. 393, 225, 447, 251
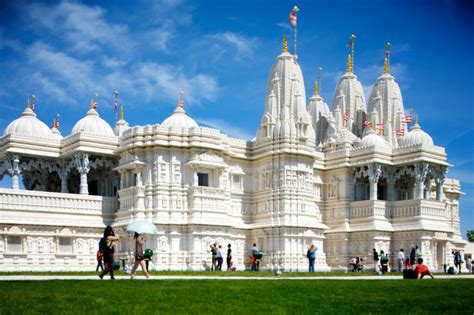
415, 114, 419, 125
346, 54, 352, 73
383, 58, 389, 74
349, 34, 356, 72
177, 91, 184, 108
282, 34, 289, 53
384, 42, 391, 74
314, 82, 319, 96
120, 106, 124, 120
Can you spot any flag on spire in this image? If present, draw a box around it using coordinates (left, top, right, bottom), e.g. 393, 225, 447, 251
114, 90, 119, 114
288, 8, 297, 27
31, 95, 36, 112
396, 129, 405, 137
363, 120, 371, 127
343, 112, 349, 122
53, 114, 60, 129
404, 115, 412, 124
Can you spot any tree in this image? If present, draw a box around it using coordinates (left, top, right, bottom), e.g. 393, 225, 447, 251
467, 230, 474, 242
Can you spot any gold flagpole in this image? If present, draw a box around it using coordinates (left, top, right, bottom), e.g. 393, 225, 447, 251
292, 6, 299, 56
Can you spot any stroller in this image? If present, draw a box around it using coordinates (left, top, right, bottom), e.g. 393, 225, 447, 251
348, 256, 363, 272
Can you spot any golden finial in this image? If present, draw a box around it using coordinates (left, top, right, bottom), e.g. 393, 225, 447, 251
383, 57, 389, 74
384, 42, 391, 74
120, 106, 124, 120
90, 99, 94, 109
26, 98, 30, 109
314, 81, 319, 96
292, 6, 300, 12
282, 34, 289, 53
346, 54, 352, 73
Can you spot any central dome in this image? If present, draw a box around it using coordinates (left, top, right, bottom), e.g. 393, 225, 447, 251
3, 107, 55, 140
161, 106, 198, 129
72, 108, 115, 137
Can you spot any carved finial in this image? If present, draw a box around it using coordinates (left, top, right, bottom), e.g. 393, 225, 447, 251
384, 42, 391, 74
177, 91, 184, 108
346, 54, 352, 73
415, 114, 419, 125
26, 98, 30, 109
314, 81, 319, 96
114, 90, 119, 97
383, 57, 389, 74
282, 34, 288, 53
120, 106, 124, 120
349, 34, 356, 72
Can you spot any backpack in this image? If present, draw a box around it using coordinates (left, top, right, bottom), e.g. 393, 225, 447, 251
99, 238, 109, 255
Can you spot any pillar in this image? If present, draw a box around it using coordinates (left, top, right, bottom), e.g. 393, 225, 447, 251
368, 163, 381, 201
386, 171, 396, 201
414, 162, 429, 200
435, 168, 446, 201
7, 155, 21, 190
74, 153, 90, 195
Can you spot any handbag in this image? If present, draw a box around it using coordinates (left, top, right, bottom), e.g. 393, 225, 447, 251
135, 253, 145, 260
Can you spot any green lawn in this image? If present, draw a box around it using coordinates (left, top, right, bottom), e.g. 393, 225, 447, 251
0, 279, 472, 314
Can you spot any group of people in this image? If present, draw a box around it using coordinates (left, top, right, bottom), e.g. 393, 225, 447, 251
96, 226, 150, 280
210, 243, 235, 271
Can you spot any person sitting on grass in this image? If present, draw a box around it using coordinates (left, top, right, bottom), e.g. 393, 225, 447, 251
414, 258, 434, 279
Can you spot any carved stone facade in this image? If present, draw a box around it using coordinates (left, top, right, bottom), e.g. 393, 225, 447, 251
0, 35, 467, 271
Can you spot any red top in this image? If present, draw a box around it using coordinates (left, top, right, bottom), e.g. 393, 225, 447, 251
415, 264, 430, 276
96, 250, 103, 260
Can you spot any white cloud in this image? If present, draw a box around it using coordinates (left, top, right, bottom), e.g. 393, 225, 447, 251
197, 118, 254, 140
277, 22, 293, 32
132, 63, 218, 105
146, 28, 174, 52
208, 32, 256, 58
26, 1, 132, 54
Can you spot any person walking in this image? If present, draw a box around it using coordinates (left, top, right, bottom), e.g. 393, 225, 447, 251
210, 243, 217, 271
226, 244, 232, 271
96, 248, 104, 272
372, 248, 380, 274
380, 250, 389, 274
216, 245, 223, 271
130, 233, 150, 280
397, 249, 405, 272
99, 226, 120, 280
307, 244, 317, 272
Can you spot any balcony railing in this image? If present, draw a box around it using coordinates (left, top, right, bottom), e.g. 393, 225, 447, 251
0, 188, 118, 227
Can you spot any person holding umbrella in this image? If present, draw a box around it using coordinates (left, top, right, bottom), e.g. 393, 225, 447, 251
127, 219, 158, 279
130, 232, 150, 279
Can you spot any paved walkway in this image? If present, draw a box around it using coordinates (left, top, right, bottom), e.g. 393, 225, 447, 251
1, 274, 473, 281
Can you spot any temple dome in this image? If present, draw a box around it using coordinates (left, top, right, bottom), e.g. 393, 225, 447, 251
161, 106, 198, 129
399, 123, 433, 147
359, 128, 390, 148
3, 107, 55, 140
72, 108, 115, 137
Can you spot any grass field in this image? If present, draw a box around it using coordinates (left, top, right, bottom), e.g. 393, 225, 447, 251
0, 279, 472, 314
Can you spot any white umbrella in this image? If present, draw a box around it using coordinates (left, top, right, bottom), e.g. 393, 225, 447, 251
126, 220, 158, 234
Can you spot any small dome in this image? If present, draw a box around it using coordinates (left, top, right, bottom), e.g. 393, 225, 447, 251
399, 123, 433, 147
51, 126, 62, 139
162, 107, 198, 129
360, 128, 391, 148
3, 107, 56, 140
72, 108, 115, 137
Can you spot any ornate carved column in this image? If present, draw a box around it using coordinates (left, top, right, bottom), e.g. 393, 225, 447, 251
135, 166, 145, 219
58, 161, 69, 193
6, 155, 21, 190
368, 163, 381, 201
414, 162, 429, 200
433, 167, 447, 201
74, 153, 90, 195
385, 169, 396, 201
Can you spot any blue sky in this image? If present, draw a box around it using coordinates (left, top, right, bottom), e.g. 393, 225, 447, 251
0, 0, 473, 237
